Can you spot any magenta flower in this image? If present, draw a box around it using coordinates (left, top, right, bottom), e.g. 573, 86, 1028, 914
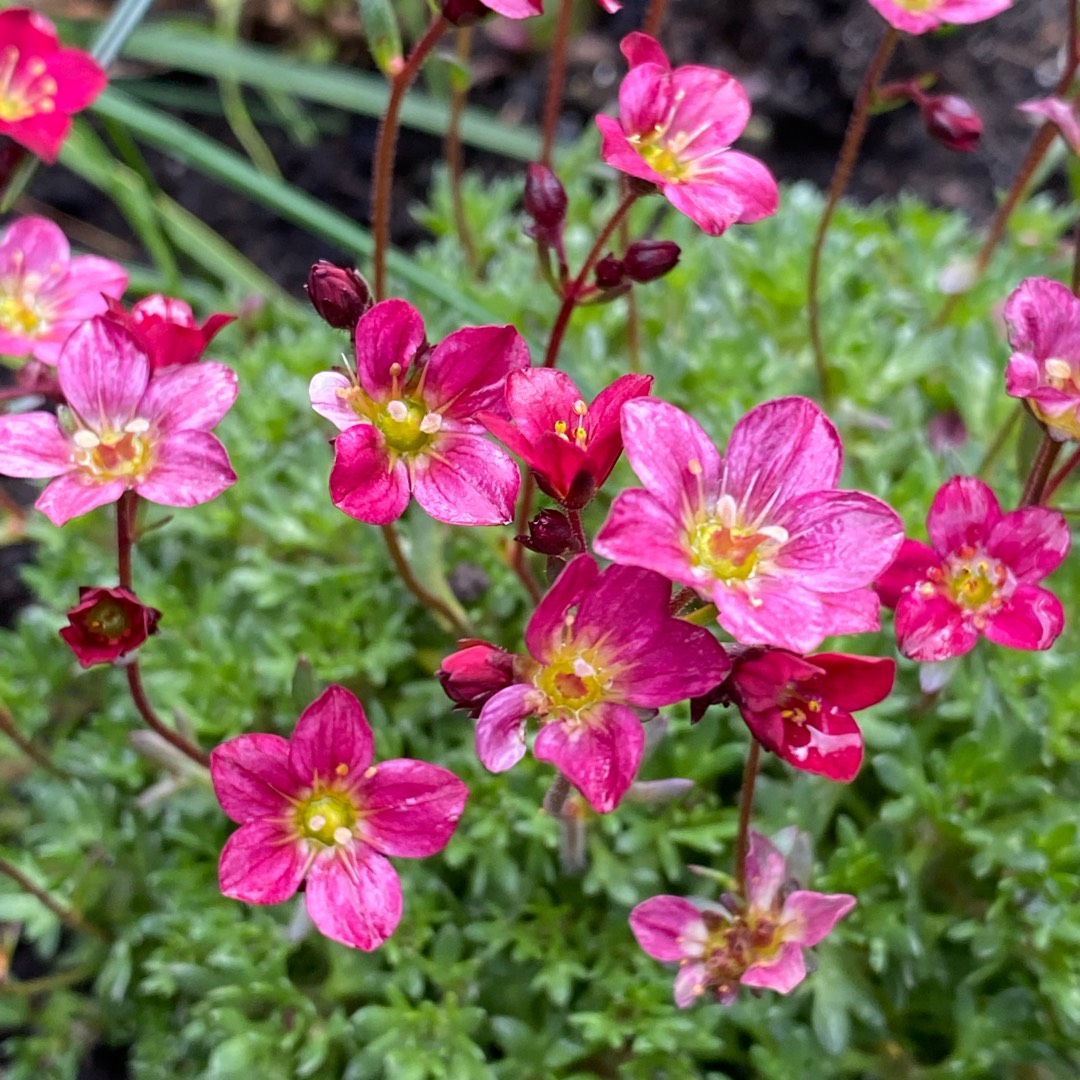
594, 397, 904, 653
596, 33, 778, 236
1003, 276, 1080, 441
475, 554, 731, 813
59, 585, 161, 668
104, 294, 235, 372
309, 299, 528, 526
0, 215, 127, 364
1019, 97, 1080, 155
210, 685, 468, 951
480, 369, 652, 509
877, 476, 1069, 662
0, 8, 107, 163
864, 0, 1011, 35
0, 317, 237, 526
630, 831, 856, 1006
729, 649, 896, 783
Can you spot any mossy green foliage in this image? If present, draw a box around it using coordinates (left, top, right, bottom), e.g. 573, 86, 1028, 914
1, 169, 1078, 1079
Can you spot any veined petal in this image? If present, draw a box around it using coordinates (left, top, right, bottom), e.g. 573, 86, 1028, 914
210, 733, 301, 823
594, 489, 698, 588
620, 32, 670, 72
895, 589, 978, 661
354, 299, 425, 398
476, 683, 534, 772
136, 431, 236, 507
328, 424, 410, 525
305, 845, 403, 951
674, 961, 711, 1007
423, 324, 529, 418
36, 473, 126, 526
289, 684, 374, 785
618, 63, 673, 137
138, 362, 238, 433
781, 890, 857, 947
715, 579, 832, 654
662, 181, 744, 236
525, 553, 599, 663
741, 940, 806, 994
0, 413, 72, 477
597, 114, 667, 185
714, 151, 780, 224
927, 476, 999, 555
218, 819, 307, 905
668, 65, 751, 147
876, 538, 937, 608
48, 256, 128, 317
0, 215, 68, 273
629, 896, 707, 961
744, 830, 786, 912
987, 506, 1070, 582
310, 371, 365, 431
616, 615, 731, 706
502, 368, 581, 444
984, 584, 1064, 651
411, 434, 520, 526
1003, 276, 1080, 360
58, 318, 149, 430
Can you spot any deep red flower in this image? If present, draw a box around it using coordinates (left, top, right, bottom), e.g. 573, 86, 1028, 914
104, 295, 235, 372
59, 585, 161, 668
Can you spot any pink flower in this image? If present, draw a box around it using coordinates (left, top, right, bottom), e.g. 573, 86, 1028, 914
877, 476, 1069, 661
0, 215, 127, 364
1019, 97, 1080, 155
729, 649, 895, 782
480, 369, 652, 509
1003, 276, 1080, 441
309, 299, 528, 526
441, 0, 542, 21
630, 831, 856, 1006
0, 317, 237, 526
59, 585, 161, 668
596, 33, 778, 236
210, 685, 468, 951
864, 0, 1012, 35
0, 8, 107, 163
475, 554, 731, 813
594, 397, 905, 653
103, 294, 235, 371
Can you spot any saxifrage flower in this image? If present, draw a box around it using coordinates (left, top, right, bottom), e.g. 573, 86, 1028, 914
877, 476, 1069, 661
480, 368, 652, 509
630, 830, 855, 1006
211, 685, 468, 950
59, 585, 161, 668
597, 33, 778, 236
594, 396, 904, 653
0, 317, 237, 526
475, 554, 731, 813
103, 294, 235, 372
310, 298, 529, 526
864, 0, 1012, 36
0, 8, 107, 163
1003, 276, 1080, 441
0, 215, 127, 364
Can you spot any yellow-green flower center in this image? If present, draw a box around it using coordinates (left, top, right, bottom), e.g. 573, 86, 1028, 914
535, 649, 609, 716
0, 294, 41, 334
688, 520, 769, 582
637, 140, 688, 181
374, 397, 435, 454
297, 793, 356, 847
943, 553, 1006, 611
86, 600, 131, 640
71, 422, 155, 483
893, 0, 939, 11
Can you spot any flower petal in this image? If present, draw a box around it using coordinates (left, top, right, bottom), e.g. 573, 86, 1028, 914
289, 684, 374, 784
781, 890, 857, 947
328, 424, 410, 525
305, 845, 403, 951
310, 371, 362, 431
987, 506, 1070, 582
674, 961, 712, 1007
740, 940, 807, 994
876, 538, 937, 608
411, 434, 520, 525
927, 476, 999, 556
0, 413, 71, 477
894, 589, 978, 662
629, 896, 707, 961
136, 431, 236, 508
422, 324, 530, 419
354, 299, 425, 398
983, 584, 1064, 651
218, 819, 307, 905
58, 318, 149, 430
210, 733, 301, 823
476, 683, 534, 773
138, 362, 238, 433
744, 830, 787, 911
525, 553, 599, 663
594, 488, 698, 588
35, 474, 126, 526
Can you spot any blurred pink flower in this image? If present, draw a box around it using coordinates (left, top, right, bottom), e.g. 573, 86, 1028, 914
1003, 276, 1080, 441
864, 0, 1012, 35
211, 685, 468, 951
310, 298, 528, 526
0, 317, 237, 525
877, 476, 1069, 661
1019, 96, 1080, 154
0, 8, 107, 162
104, 294, 234, 371
476, 554, 731, 813
630, 831, 856, 1006
0, 215, 127, 364
594, 396, 904, 653
597, 33, 778, 236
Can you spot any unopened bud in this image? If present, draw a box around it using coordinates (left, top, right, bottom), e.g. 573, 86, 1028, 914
524, 163, 568, 248
593, 253, 625, 289
920, 94, 981, 153
516, 508, 579, 557
442, 0, 491, 25
306, 261, 372, 332
624, 239, 681, 282
437, 640, 516, 717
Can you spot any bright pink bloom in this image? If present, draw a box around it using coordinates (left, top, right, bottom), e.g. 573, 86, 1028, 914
864, 0, 1011, 35
59, 585, 161, 668
596, 33, 778, 236
480, 369, 652, 509
630, 831, 855, 1006
310, 299, 528, 526
878, 476, 1069, 661
475, 554, 731, 813
0, 8, 107, 163
1003, 276, 1080, 441
104, 294, 235, 372
211, 685, 468, 951
0, 317, 237, 526
729, 649, 895, 782
0, 215, 127, 364
1019, 97, 1080, 155
594, 397, 904, 653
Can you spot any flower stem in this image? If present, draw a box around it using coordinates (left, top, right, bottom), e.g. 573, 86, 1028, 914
371, 13, 449, 301
567, 508, 587, 553
1019, 431, 1063, 508
0, 702, 69, 778
1044, 445, 1080, 504
642, 0, 671, 37
540, 0, 577, 168
380, 522, 471, 636
807, 26, 898, 406
543, 771, 572, 817
446, 25, 479, 275
0, 857, 110, 941
733, 739, 761, 898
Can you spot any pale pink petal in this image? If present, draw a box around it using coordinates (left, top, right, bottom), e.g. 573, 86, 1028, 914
936, 0, 1014, 24
355, 759, 468, 857
987, 507, 1070, 581
815, 587, 882, 639
476, 683, 534, 773
620, 32, 669, 72
138, 362, 238, 433
480, 0, 543, 16
593, 489, 698, 588
289, 684, 374, 784
0, 216, 68, 271
674, 961, 711, 1007
1004, 355, 1040, 398
35, 473, 126, 526
895, 589, 978, 661
218, 820, 308, 904
781, 890, 857, 947
744, 830, 786, 912
741, 941, 806, 994
662, 181, 745, 236
1019, 97, 1080, 153
1003, 276, 1080, 360
48, 256, 128, 317
310, 371, 365, 431
629, 896, 707, 961
210, 733, 301, 823
136, 431, 236, 507
984, 585, 1064, 651
328, 424, 410, 525
411, 434, 520, 525
0, 413, 71, 477
422, 325, 530, 419
667, 66, 750, 147
524, 553, 599, 663
927, 476, 999, 555
715, 580, 833, 654
876, 539, 937, 608
862, 0, 943, 34
354, 299, 425, 399
58, 318, 149, 429
305, 845, 403, 951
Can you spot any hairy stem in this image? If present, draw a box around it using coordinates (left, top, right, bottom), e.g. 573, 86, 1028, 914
733, 739, 761, 898
380, 522, 471, 636
0, 858, 110, 941
642, 0, 671, 37
540, 0, 577, 168
543, 771, 573, 817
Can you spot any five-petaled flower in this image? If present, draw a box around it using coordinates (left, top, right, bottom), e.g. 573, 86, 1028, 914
630, 830, 856, 1006
877, 476, 1070, 661
0, 215, 127, 364
594, 396, 905, 654
309, 298, 529, 526
0, 8, 107, 162
1003, 276, 1080, 441
104, 294, 235, 372
475, 554, 731, 813
864, 0, 1012, 36
480, 368, 652, 509
210, 685, 469, 951
0, 316, 238, 526
597, 33, 778, 236
59, 585, 161, 668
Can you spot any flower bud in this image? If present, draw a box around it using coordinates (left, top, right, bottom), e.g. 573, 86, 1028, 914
305, 261, 372, 332
523, 163, 568, 248
624, 239, 681, 282
516, 508, 580, 557
919, 94, 981, 153
441, 0, 491, 25
60, 586, 161, 668
593, 253, 626, 289
437, 640, 516, 717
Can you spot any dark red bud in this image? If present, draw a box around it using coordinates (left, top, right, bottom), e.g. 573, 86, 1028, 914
515, 508, 579, 557
524, 163, 568, 247
437, 640, 516, 717
60, 586, 162, 669
441, 0, 491, 25
305, 261, 372, 332
624, 239, 681, 283
920, 94, 981, 153
594, 253, 626, 289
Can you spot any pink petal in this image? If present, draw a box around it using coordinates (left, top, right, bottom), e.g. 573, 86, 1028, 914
620, 32, 669, 71
304, 845, 403, 951
593, 489, 698, 588
481, 0, 543, 16
667, 66, 751, 148
136, 430, 236, 507
1004, 355, 1040, 399
210, 733, 301, 823
581, 373, 654, 492
58, 318, 149, 430
422, 325, 530, 419
289, 684, 374, 785
218, 820, 308, 905
354, 299, 425, 399
46, 48, 107, 113
310, 371, 365, 431
328, 424, 410, 525
2, 111, 70, 163
617, 64, 673, 140
597, 114, 667, 185
894, 589, 978, 662
813, 654, 896, 712
927, 476, 1000, 556
613, 615, 731, 705
741, 941, 807, 994
862, 0, 943, 34
744, 830, 786, 912
984, 584, 1064, 651
0, 413, 71, 477
502, 367, 581, 444
815, 587, 883, 639
629, 896, 707, 961
709, 150, 780, 224
775, 706, 864, 783
1019, 97, 1080, 153
532, 701, 645, 814
411, 434, 520, 525
0, 215, 68, 271
1003, 276, 1080, 360
715, 579, 834, 654
876, 538, 937, 608
35, 473, 126, 526
49, 255, 128, 316
674, 961, 711, 1007
475, 683, 534, 772
781, 890, 857, 947
138, 362, 238, 433
987, 507, 1070, 582
662, 180, 745, 236
356, 758, 468, 857
0, 10, 60, 64
524, 553, 599, 663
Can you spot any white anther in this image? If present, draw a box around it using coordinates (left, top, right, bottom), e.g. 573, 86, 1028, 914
308, 814, 326, 831
419, 412, 442, 434
387, 400, 408, 422
72, 429, 100, 449
124, 418, 150, 434
333, 826, 353, 846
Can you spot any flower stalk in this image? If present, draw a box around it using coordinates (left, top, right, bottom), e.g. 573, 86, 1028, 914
540, 0, 577, 168
0, 856, 110, 942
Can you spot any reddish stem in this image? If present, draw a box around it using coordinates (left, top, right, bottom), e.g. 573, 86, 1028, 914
567, 507, 587, 553
540, 0, 576, 168
1019, 432, 1063, 508
0, 857, 109, 941
642, 0, 671, 37
380, 522, 470, 636
733, 739, 761, 898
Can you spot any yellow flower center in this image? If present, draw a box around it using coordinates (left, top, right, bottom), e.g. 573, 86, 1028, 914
924, 545, 1010, 628
688, 519, 770, 582
297, 793, 356, 847
893, 0, 939, 10
0, 48, 57, 122
374, 397, 440, 454
71, 421, 155, 483
0, 294, 41, 334
553, 399, 589, 449
535, 648, 610, 717
86, 599, 130, 640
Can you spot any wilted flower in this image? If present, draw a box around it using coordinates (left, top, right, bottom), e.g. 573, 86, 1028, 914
59, 585, 161, 668
864, 0, 1012, 35
442, 0, 541, 22
211, 685, 468, 950
104, 294, 234, 371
